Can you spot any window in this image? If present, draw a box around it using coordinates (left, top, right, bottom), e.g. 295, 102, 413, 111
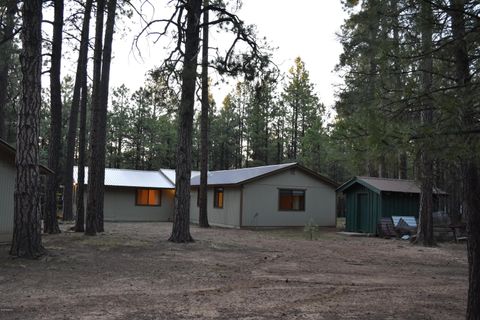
136, 189, 161, 206
279, 189, 305, 211
214, 188, 224, 208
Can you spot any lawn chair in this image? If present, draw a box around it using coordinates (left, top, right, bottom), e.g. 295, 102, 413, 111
377, 217, 397, 239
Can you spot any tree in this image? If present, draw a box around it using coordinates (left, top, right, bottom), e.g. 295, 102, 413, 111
198, 0, 210, 228
9, 0, 44, 258
86, 0, 117, 234
0, 0, 17, 140
43, 0, 63, 234
63, 0, 93, 222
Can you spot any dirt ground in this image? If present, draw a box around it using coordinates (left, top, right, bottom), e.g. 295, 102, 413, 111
0, 222, 468, 320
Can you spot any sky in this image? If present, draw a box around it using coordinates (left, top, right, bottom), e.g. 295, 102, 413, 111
108, 1, 348, 110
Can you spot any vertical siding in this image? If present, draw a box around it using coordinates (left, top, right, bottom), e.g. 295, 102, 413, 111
0, 158, 15, 242
190, 188, 241, 228
344, 184, 381, 234
381, 192, 419, 218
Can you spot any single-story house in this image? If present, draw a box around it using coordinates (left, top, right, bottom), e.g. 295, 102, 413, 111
0, 138, 52, 242
337, 176, 447, 234
73, 167, 200, 222
189, 163, 338, 228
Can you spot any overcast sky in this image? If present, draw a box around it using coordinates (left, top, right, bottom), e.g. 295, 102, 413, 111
108, 1, 348, 109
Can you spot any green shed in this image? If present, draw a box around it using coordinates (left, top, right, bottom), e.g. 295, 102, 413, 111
337, 176, 446, 234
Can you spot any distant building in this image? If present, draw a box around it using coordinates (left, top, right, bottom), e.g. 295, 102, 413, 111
190, 163, 338, 228
337, 176, 447, 234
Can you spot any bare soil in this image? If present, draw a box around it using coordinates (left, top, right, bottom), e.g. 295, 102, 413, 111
0, 223, 468, 320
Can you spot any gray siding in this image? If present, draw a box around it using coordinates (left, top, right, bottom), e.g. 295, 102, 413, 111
190, 188, 241, 228
242, 168, 336, 227
77, 187, 175, 222
0, 157, 14, 242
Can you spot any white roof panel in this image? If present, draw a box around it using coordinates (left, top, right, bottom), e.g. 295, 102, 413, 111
73, 167, 175, 189
160, 168, 200, 184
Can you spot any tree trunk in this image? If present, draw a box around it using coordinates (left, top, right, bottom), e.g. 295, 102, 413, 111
0, 0, 17, 140
198, 0, 210, 228
44, 0, 63, 234
63, 0, 93, 222
168, 0, 202, 243
415, 0, 435, 246
86, 0, 117, 234
74, 77, 89, 232
448, 0, 480, 318
9, 0, 44, 258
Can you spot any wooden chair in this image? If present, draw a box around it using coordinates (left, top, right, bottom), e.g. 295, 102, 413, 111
377, 217, 397, 238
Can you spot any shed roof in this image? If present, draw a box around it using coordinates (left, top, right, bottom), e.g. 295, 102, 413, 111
74, 167, 175, 189
337, 176, 446, 194
0, 138, 53, 174
190, 163, 338, 188
159, 168, 200, 185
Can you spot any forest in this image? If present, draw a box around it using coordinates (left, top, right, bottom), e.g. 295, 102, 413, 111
0, 0, 479, 318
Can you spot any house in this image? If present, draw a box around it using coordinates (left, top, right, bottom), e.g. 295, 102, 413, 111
74, 167, 177, 222
337, 176, 447, 234
0, 138, 52, 242
189, 163, 338, 228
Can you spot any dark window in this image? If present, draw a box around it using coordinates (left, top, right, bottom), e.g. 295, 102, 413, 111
279, 189, 305, 211
214, 188, 224, 208
136, 189, 161, 206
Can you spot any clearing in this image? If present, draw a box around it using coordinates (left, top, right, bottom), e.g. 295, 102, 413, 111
0, 223, 468, 320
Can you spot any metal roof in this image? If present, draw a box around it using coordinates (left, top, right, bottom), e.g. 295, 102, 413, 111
159, 168, 200, 185
337, 176, 446, 194
74, 167, 175, 189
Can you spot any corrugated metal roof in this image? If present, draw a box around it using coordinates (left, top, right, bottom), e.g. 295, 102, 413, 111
74, 167, 175, 189
338, 176, 446, 194
190, 163, 298, 186
159, 168, 200, 185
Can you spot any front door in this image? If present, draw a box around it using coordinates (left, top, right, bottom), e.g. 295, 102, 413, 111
357, 193, 368, 232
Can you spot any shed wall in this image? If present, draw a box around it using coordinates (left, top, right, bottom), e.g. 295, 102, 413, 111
344, 184, 381, 234
242, 168, 336, 227
190, 188, 241, 228
0, 157, 14, 242
381, 192, 419, 218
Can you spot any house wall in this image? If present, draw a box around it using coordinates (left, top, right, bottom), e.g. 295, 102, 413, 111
0, 156, 15, 242
76, 187, 175, 222
190, 187, 241, 228
241, 168, 336, 227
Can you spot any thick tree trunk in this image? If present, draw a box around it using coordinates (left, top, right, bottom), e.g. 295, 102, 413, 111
85, 0, 105, 235
0, 0, 17, 140
86, 0, 117, 234
9, 0, 44, 258
74, 79, 89, 232
44, 0, 63, 234
198, 0, 210, 228
63, 0, 93, 222
168, 0, 202, 243
448, 1, 480, 318
415, 0, 435, 246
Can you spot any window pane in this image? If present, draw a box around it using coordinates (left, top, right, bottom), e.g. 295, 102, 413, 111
149, 190, 161, 205
218, 190, 224, 208
214, 188, 224, 208
137, 189, 149, 205
279, 189, 305, 211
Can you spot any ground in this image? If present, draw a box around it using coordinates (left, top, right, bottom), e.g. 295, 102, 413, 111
0, 223, 468, 320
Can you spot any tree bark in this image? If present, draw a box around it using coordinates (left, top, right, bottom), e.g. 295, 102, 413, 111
63, 0, 94, 222
198, 0, 210, 228
44, 0, 63, 234
448, 0, 480, 318
86, 0, 117, 234
85, 0, 105, 235
74, 78, 89, 232
0, 0, 17, 140
168, 0, 202, 243
9, 0, 44, 258
415, 0, 435, 246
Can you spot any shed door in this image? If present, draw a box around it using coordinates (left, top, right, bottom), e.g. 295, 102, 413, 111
357, 193, 368, 232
